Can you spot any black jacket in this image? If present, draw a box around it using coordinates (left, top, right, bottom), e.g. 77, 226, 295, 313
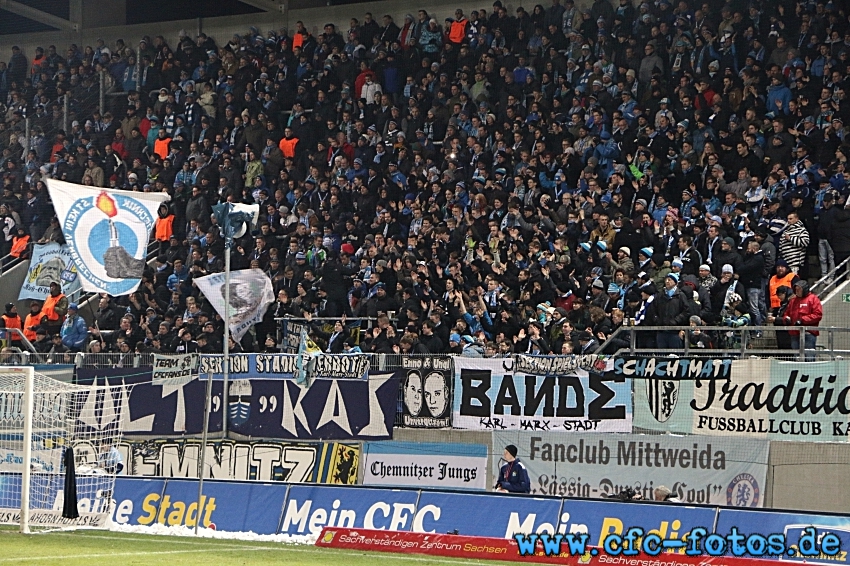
737, 251, 765, 289
831, 208, 850, 253
497, 458, 531, 493
650, 288, 690, 326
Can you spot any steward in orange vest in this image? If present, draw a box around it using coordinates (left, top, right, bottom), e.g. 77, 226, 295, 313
154, 130, 172, 160
1, 303, 22, 346
449, 12, 468, 44
278, 130, 299, 159
10, 227, 29, 259
155, 203, 174, 243
41, 282, 68, 334
23, 300, 41, 342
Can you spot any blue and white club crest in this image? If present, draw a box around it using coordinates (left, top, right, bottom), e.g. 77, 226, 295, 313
47, 181, 169, 296
229, 379, 252, 427
727, 473, 760, 507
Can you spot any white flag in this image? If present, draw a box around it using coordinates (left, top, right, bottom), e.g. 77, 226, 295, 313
46, 180, 170, 296
194, 268, 275, 342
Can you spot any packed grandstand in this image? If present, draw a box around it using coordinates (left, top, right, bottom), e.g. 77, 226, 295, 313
0, 0, 841, 357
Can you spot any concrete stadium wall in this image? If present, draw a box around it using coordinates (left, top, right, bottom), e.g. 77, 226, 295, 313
766, 441, 850, 512
0, 259, 29, 314
0, 0, 603, 64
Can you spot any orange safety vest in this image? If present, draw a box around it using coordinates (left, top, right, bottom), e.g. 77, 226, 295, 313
293, 33, 305, 50
769, 272, 796, 309
155, 215, 174, 241
10, 234, 29, 258
42, 293, 64, 322
278, 137, 298, 158
449, 19, 467, 44
154, 137, 171, 160
2, 314, 22, 341
23, 312, 39, 341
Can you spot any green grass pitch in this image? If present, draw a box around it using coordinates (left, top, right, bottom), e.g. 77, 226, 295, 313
0, 526, 513, 565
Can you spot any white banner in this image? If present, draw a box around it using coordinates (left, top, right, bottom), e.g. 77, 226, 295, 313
634, 358, 850, 441
19, 243, 82, 300
46, 180, 169, 296
194, 268, 274, 342
493, 431, 770, 507
452, 356, 632, 432
362, 441, 488, 490
152, 354, 199, 385
0, 447, 63, 473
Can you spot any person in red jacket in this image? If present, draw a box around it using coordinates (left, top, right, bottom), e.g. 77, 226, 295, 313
782, 280, 823, 359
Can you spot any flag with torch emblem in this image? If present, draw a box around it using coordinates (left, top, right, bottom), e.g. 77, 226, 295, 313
46, 180, 170, 296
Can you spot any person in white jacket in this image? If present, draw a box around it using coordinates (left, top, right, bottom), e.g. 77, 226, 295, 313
360, 74, 382, 104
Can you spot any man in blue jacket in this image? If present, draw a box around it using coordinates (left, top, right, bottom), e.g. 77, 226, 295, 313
60, 303, 88, 352
495, 445, 531, 493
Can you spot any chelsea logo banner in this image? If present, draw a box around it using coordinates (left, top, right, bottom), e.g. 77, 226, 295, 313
47, 180, 170, 296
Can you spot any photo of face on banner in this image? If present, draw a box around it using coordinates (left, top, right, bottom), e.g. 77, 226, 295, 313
423, 371, 448, 418
398, 358, 453, 429
403, 371, 422, 416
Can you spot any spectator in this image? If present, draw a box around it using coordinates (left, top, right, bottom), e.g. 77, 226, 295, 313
782, 280, 823, 359
60, 303, 88, 352
1, 9, 844, 358
779, 211, 810, 275
651, 272, 690, 349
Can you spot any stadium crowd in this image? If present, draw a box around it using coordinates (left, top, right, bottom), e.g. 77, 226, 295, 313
0, 0, 838, 356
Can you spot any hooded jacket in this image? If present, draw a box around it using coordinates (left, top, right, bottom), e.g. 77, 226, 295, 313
783, 284, 823, 336
154, 203, 174, 242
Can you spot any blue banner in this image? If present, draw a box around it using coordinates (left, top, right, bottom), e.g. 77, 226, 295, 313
107, 477, 849, 550
110, 478, 166, 525
227, 374, 398, 440
199, 353, 369, 380
76, 367, 224, 436
112, 477, 285, 534
715, 509, 850, 564
562, 499, 718, 546
76, 368, 394, 440
414, 491, 562, 538
279, 485, 420, 535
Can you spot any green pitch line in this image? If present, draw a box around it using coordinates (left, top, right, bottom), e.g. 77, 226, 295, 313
0, 527, 516, 566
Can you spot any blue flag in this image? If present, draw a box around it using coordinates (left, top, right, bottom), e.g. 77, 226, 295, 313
212, 203, 259, 247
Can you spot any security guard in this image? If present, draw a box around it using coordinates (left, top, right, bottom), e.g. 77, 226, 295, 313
41, 281, 68, 336
1, 303, 22, 347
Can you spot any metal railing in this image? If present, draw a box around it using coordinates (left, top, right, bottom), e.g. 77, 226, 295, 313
6, 335, 848, 369
596, 324, 848, 361
812, 256, 850, 298
59, 351, 420, 370
275, 316, 379, 353
0, 250, 26, 275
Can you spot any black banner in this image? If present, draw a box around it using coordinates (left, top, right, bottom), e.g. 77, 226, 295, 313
396, 357, 453, 428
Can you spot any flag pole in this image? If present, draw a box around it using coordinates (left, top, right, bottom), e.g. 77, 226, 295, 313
194, 370, 212, 536
222, 245, 230, 436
